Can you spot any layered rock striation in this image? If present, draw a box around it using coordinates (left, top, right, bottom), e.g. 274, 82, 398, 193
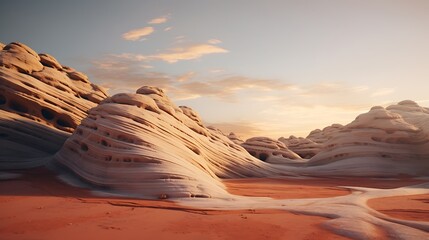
0, 42, 107, 169
306, 101, 429, 176
241, 137, 301, 163
55, 87, 279, 199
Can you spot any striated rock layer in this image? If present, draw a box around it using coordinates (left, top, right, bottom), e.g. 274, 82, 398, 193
278, 136, 321, 159
0, 42, 107, 169
241, 137, 301, 163
305, 101, 429, 176
55, 87, 280, 199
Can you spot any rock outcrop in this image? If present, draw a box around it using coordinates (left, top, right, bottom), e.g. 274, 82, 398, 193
0, 42, 107, 169
305, 101, 429, 176
55, 86, 279, 199
241, 137, 301, 163
227, 132, 244, 145
278, 136, 321, 159
278, 124, 343, 159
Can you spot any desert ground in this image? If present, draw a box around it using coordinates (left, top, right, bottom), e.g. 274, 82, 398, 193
1, 167, 428, 240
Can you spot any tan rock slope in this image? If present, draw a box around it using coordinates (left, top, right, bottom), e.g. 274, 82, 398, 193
304, 101, 429, 176
278, 124, 343, 159
241, 137, 301, 163
0, 42, 107, 169
55, 87, 280, 199
278, 136, 321, 159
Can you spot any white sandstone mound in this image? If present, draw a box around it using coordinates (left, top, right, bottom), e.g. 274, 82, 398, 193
305, 101, 429, 176
55, 86, 281, 199
277, 124, 343, 159
306, 123, 344, 144
241, 137, 301, 163
0, 42, 107, 169
278, 136, 321, 159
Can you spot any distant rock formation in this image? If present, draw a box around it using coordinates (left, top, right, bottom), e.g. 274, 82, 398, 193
241, 137, 301, 163
227, 132, 244, 145
305, 101, 429, 176
0, 42, 107, 169
278, 124, 343, 159
55, 86, 279, 199
278, 136, 321, 159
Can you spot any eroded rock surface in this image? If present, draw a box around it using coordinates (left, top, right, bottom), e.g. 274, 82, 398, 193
55, 86, 279, 199
306, 101, 429, 176
0, 42, 107, 169
241, 137, 301, 163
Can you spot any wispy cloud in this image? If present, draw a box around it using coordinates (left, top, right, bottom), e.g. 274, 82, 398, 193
113, 44, 228, 63
171, 76, 292, 101
154, 44, 228, 63
176, 71, 195, 82
148, 16, 168, 24
88, 56, 411, 138
371, 88, 395, 97
164, 27, 172, 31
88, 58, 172, 94
208, 39, 222, 44
122, 27, 154, 41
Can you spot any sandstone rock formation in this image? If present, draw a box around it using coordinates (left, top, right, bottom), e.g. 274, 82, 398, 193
305, 101, 429, 176
278, 136, 321, 159
227, 132, 244, 145
55, 86, 280, 199
278, 124, 343, 159
241, 137, 301, 163
0, 42, 107, 169
306, 123, 344, 144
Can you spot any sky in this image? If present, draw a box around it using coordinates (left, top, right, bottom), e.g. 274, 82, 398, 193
1, 0, 429, 139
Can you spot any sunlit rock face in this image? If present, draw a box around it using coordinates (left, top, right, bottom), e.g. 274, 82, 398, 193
307, 101, 429, 176
241, 137, 301, 163
55, 86, 278, 199
0, 42, 107, 169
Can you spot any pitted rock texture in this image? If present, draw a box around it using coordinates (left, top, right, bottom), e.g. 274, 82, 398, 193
278, 136, 321, 159
306, 101, 429, 176
55, 86, 279, 199
0, 42, 107, 169
241, 137, 301, 163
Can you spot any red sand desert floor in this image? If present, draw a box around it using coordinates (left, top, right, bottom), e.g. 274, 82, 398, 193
0, 168, 427, 240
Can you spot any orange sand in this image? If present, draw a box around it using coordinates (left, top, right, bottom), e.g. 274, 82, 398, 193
0, 168, 426, 240
367, 194, 429, 222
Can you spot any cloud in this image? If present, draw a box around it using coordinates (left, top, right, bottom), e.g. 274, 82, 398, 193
88, 56, 412, 139
122, 27, 154, 41
148, 16, 168, 24
176, 71, 195, 82
299, 82, 369, 96
208, 39, 222, 44
88, 57, 172, 94
164, 27, 172, 31
371, 88, 395, 97
170, 76, 292, 101
153, 44, 228, 63
112, 44, 228, 63
209, 69, 225, 73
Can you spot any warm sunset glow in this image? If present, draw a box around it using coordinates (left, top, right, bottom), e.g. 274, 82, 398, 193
2, 0, 428, 139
